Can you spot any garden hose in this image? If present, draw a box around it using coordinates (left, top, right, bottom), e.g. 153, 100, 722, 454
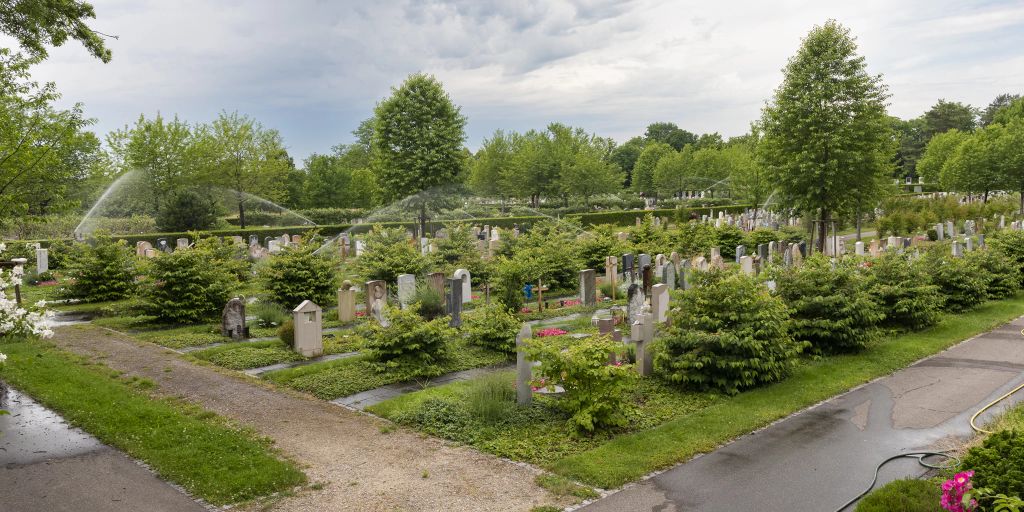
833, 451, 960, 512
968, 327, 1024, 434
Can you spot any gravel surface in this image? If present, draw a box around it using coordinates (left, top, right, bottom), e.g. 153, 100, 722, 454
51, 325, 566, 512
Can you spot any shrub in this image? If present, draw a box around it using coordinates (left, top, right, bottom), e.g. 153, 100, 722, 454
464, 372, 517, 424
258, 244, 337, 309
970, 249, 1021, 300
866, 253, 943, 331
249, 301, 289, 328
492, 257, 528, 312
962, 430, 1024, 498
192, 235, 251, 282
775, 255, 884, 353
412, 283, 446, 320
525, 334, 637, 433
925, 252, 989, 312
715, 224, 745, 260
854, 478, 942, 512
62, 234, 136, 302
656, 269, 804, 394
278, 319, 295, 346
155, 188, 221, 232
630, 214, 672, 255
990, 230, 1024, 279
361, 306, 454, 376
674, 221, 717, 258
139, 245, 238, 323
745, 228, 783, 249
355, 225, 428, 283
462, 303, 520, 353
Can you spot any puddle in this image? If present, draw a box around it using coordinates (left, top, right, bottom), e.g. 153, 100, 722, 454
0, 387, 102, 465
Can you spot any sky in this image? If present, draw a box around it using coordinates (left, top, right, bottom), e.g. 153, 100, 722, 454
10, 0, 1024, 162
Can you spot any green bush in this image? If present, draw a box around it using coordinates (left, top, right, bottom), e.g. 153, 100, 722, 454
278, 319, 295, 346
775, 255, 884, 353
462, 303, 520, 353
715, 224, 745, 260
258, 244, 337, 309
925, 252, 989, 312
192, 235, 251, 282
525, 334, 637, 433
674, 221, 717, 258
492, 256, 528, 312
62, 234, 136, 302
629, 214, 672, 256
140, 245, 239, 323
656, 269, 804, 394
990, 230, 1024, 279
866, 253, 943, 331
464, 372, 517, 424
155, 188, 221, 232
854, 478, 942, 512
962, 430, 1024, 498
412, 283, 446, 320
744, 228, 783, 249
249, 301, 289, 328
355, 225, 428, 283
970, 249, 1021, 300
361, 306, 454, 376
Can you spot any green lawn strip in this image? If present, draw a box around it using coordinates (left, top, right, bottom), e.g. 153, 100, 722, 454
0, 338, 306, 504
189, 333, 363, 370
129, 324, 226, 349
50, 298, 139, 316
551, 294, 1024, 488
263, 340, 510, 400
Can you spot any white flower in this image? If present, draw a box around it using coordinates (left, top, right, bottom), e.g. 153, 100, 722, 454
34, 300, 46, 308
0, 353, 6, 363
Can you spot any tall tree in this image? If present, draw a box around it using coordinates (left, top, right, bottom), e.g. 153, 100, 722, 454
997, 120, 1024, 213
371, 73, 467, 234
631, 142, 673, 199
653, 147, 693, 199
890, 116, 927, 178
916, 129, 968, 187
644, 122, 697, 151
922, 99, 978, 137
758, 20, 894, 252
560, 152, 622, 205
725, 141, 771, 221
610, 136, 645, 187
0, 0, 111, 62
981, 93, 1021, 127
992, 97, 1024, 126
468, 130, 517, 200
942, 124, 1004, 202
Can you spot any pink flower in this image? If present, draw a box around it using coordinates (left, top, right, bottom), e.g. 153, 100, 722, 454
941, 471, 976, 512
536, 328, 568, 337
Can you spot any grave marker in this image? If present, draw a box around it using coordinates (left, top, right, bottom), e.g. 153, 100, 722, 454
291, 300, 323, 357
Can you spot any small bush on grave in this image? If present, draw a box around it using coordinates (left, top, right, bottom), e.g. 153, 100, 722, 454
431, 222, 480, 270
744, 228, 783, 249
775, 255, 884, 353
249, 300, 289, 328
853, 478, 942, 512
674, 221, 718, 258
192, 235, 251, 282
62, 234, 136, 302
714, 224, 746, 260
258, 244, 337, 309
924, 251, 989, 312
655, 269, 804, 395
462, 303, 520, 353
630, 214, 672, 256
155, 188, 221, 232
575, 225, 626, 271
278, 319, 295, 346
361, 306, 454, 377
526, 334, 637, 433
355, 225, 428, 284
464, 372, 517, 424
970, 249, 1021, 300
865, 252, 943, 331
492, 257, 529, 313
411, 283, 446, 320
139, 244, 239, 323
961, 430, 1024, 498
990, 230, 1024, 279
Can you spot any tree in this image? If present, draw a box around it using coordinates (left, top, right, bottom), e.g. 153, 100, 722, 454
996, 120, 1024, 213
631, 142, 673, 198
644, 122, 697, 150
0, 0, 111, 62
371, 73, 467, 234
689, 147, 732, 197
468, 130, 517, 200
942, 124, 1005, 201
610, 136, 645, 187
154, 187, 220, 231
653, 147, 692, 199
111, 112, 200, 214
916, 129, 968, 186
981, 94, 1021, 127
923, 99, 978, 137
992, 97, 1024, 126
891, 116, 928, 178
301, 153, 349, 208
758, 21, 894, 252
560, 152, 622, 205
725, 141, 771, 221
201, 111, 292, 228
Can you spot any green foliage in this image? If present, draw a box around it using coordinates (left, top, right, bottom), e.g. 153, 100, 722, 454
502, 219, 583, 291
630, 213, 672, 255
526, 334, 638, 433
361, 306, 455, 376
925, 251, 990, 312
575, 225, 625, 271
656, 270, 804, 394
631, 142, 674, 197
715, 224, 745, 260
278, 319, 294, 346
854, 478, 942, 512
140, 245, 239, 323
192, 234, 250, 282
963, 430, 1024, 497
970, 249, 1021, 300
744, 228, 783, 249
775, 255, 884, 353
866, 253, 943, 330
155, 188, 221, 232
674, 221, 718, 257
355, 225, 427, 283
990, 230, 1024, 280
465, 372, 518, 424
63, 234, 136, 302
412, 282, 446, 321
192, 341, 304, 370
463, 303, 520, 353
493, 257, 528, 312
0, 0, 111, 62
258, 243, 336, 309
249, 301, 289, 328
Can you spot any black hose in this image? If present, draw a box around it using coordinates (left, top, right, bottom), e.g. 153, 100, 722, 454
833, 451, 959, 512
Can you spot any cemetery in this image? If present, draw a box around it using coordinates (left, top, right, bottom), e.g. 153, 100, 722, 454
3, 5, 1024, 512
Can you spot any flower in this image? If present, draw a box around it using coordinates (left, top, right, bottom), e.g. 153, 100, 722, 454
0, 352, 6, 363
941, 471, 976, 512
536, 328, 568, 337
35, 300, 47, 308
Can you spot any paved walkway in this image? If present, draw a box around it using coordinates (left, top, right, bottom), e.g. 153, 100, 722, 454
47, 325, 565, 512
581, 316, 1024, 512
1, 388, 205, 512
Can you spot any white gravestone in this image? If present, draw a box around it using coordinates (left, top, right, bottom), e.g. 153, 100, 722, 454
453, 268, 472, 303
397, 274, 416, 309
291, 300, 323, 357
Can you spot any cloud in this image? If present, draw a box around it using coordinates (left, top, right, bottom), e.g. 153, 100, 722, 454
6, 0, 1024, 161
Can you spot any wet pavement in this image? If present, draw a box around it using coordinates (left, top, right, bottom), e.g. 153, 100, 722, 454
1, 387, 206, 512
580, 317, 1024, 512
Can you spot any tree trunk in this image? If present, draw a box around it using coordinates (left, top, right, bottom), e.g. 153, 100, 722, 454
1019, 189, 1023, 215
419, 202, 427, 239
238, 199, 246, 229
816, 209, 829, 254
984, 190, 990, 203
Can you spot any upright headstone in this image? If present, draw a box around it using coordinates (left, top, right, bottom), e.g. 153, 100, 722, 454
221, 297, 247, 340
397, 274, 416, 309
446, 278, 463, 327
757, 244, 768, 262
622, 253, 635, 283
638, 254, 651, 271
855, 241, 865, 256
936, 223, 945, 241
291, 300, 323, 357
631, 306, 655, 376
515, 323, 533, 405
680, 260, 692, 290
579, 269, 596, 306
650, 284, 669, 324
946, 221, 955, 238
453, 268, 472, 303
365, 280, 388, 325
978, 234, 986, 249
965, 237, 974, 252
951, 240, 963, 258
790, 244, 804, 266
35, 248, 48, 274
355, 240, 365, 256
641, 264, 653, 297
136, 241, 153, 257
176, 237, 189, 249
739, 255, 754, 275
268, 239, 282, 253
735, 245, 746, 263
662, 263, 676, 291
337, 281, 356, 323
627, 283, 645, 325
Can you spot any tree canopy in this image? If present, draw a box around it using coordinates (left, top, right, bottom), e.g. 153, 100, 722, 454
0, 0, 111, 62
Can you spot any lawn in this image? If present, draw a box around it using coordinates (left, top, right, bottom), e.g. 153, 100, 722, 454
190, 332, 364, 370
370, 293, 1024, 489
0, 337, 307, 505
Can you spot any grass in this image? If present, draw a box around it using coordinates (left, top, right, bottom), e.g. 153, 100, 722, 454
535, 473, 599, 501
263, 339, 510, 400
854, 478, 942, 512
372, 293, 1024, 489
0, 337, 306, 504
189, 333, 363, 370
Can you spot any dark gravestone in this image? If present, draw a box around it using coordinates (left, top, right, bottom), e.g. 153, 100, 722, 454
221, 297, 247, 340
447, 278, 463, 327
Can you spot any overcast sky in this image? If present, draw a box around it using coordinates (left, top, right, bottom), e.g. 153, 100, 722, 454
12, 0, 1024, 162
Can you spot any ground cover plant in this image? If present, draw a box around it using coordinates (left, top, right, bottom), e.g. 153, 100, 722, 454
191, 333, 364, 370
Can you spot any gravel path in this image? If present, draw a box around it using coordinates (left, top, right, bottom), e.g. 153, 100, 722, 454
51, 325, 565, 512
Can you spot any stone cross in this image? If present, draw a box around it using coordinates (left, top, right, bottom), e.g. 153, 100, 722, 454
515, 323, 533, 405
631, 306, 655, 376
579, 269, 596, 306
397, 274, 416, 309
337, 281, 356, 322
221, 297, 247, 340
291, 300, 323, 357
453, 268, 472, 303
446, 278, 463, 327
365, 280, 388, 325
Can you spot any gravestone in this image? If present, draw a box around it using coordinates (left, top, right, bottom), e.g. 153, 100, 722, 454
446, 278, 463, 327
35, 248, 48, 274
951, 240, 963, 258
453, 268, 472, 303
638, 253, 651, 271
692, 256, 708, 272
291, 300, 323, 357
268, 240, 282, 253
355, 240, 365, 256
397, 274, 416, 309
427, 272, 446, 296
627, 283, 645, 325
855, 241, 865, 256
221, 297, 247, 340
757, 244, 768, 262
291, 235, 302, 244
710, 247, 721, 261
767, 241, 778, 262
631, 306, 655, 376
965, 237, 973, 252
231, 235, 245, 245
337, 281, 356, 322
739, 256, 754, 275
622, 253, 635, 283
650, 284, 669, 324
144, 248, 158, 258
790, 244, 803, 266
735, 245, 746, 263
978, 234, 986, 249
365, 280, 388, 325
515, 323, 533, 405
654, 254, 667, 277
670, 251, 681, 269
642, 264, 653, 297
158, 238, 170, 252
176, 238, 190, 249
605, 256, 618, 290
680, 260, 691, 290
946, 221, 955, 238
662, 263, 676, 291
936, 223, 945, 241
136, 241, 153, 257
579, 269, 596, 306
248, 235, 259, 247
